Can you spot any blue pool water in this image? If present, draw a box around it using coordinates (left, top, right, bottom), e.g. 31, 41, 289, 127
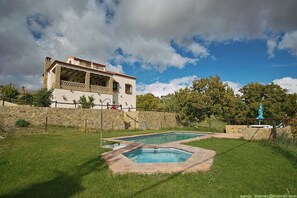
124, 148, 192, 163
118, 132, 207, 144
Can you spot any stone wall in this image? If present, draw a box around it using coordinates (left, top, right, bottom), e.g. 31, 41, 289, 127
225, 125, 247, 133
137, 111, 179, 130
0, 106, 125, 130
226, 124, 292, 141
0, 106, 180, 131
243, 127, 272, 140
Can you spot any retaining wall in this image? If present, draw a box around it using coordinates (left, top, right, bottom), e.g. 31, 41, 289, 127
225, 125, 247, 133
0, 106, 179, 131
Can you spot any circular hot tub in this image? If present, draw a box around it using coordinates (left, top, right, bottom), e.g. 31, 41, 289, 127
123, 147, 192, 163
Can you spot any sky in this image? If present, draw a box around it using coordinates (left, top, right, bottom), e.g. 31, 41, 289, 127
0, 0, 297, 97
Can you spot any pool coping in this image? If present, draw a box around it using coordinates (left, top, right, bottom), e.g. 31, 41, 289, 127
102, 132, 243, 174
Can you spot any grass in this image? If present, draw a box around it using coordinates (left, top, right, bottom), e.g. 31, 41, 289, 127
0, 128, 296, 198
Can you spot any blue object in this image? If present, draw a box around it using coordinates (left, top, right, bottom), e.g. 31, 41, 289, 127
118, 132, 207, 144
256, 102, 264, 120
123, 148, 192, 163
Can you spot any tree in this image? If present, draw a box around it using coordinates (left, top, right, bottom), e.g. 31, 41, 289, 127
239, 83, 265, 118
159, 94, 180, 112
175, 88, 206, 123
192, 76, 237, 120
239, 83, 289, 119
2, 83, 19, 102
283, 93, 297, 117
136, 93, 160, 111
33, 89, 53, 107
19, 93, 33, 105
78, 95, 95, 109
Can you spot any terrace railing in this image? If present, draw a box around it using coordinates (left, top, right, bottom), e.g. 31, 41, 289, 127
90, 84, 110, 94
60, 80, 86, 91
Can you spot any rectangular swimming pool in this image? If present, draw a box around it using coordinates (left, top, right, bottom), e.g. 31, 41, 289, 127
118, 132, 208, 144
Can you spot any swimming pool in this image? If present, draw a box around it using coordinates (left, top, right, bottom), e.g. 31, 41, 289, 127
123, 147, 192, 163
118, 132, 207, 144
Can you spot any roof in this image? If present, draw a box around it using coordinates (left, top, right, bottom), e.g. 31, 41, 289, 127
47, 60, 137, 80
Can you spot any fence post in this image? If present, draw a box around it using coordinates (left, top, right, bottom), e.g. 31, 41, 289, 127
272, 120, 277, 143
84, 119, 87, 133
2, 99, 4, 106
45, 116, 48, 132
55, 101, 57, 108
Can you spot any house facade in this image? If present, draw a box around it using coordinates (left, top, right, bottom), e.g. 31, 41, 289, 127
43, 56, 136, 110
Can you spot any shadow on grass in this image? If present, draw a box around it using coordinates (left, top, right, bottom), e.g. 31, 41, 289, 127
1, 157, 107, 198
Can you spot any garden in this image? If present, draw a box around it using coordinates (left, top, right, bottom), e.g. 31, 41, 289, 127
0, 126, 296, 198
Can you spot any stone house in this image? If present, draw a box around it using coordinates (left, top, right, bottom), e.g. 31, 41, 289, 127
43, 56, 136, 110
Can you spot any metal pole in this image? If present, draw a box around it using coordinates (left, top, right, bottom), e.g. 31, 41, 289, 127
100, 98, 111, 147
100, 103, 103, 146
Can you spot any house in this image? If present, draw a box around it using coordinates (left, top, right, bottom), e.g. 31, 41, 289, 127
43, 56, 136, 110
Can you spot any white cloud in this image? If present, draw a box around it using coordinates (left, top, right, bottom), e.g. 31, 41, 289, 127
137, 76, 197, 97
267, 38, 277, 58
118, 37, 194, 72
224, 81, 242, 95
278, 31, 297, 56
189, 43, 209, 58
106, 64, 124, 74
1, 0, 297, 88
273, 77, 297, 94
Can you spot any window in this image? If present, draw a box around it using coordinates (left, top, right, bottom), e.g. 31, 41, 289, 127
113, 82, 119, 92
125, 84, 132, 94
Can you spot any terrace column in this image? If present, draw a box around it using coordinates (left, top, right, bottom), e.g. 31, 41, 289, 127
85, 72, 90, 92
108, 76, 113, 94
54, 65, 61, 88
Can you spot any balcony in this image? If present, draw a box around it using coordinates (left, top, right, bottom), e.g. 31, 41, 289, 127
58, 80, 111, 94
90, 84, 111, 94
60, 80, 85, 92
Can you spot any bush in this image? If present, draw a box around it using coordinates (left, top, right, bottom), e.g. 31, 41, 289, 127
33, 88, 53, 107
15, 119, 30, 127
2, 83, 19, 102
78, 95, 95, 109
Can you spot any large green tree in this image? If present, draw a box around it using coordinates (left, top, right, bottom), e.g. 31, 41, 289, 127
283, 93, 297, 117
136, 93, 160, 111
239, 83, 289, 119
192, 76, 237, 120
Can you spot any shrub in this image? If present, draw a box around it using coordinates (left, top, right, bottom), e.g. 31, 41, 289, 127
289, 114, 297, 141
33, 88, 53, 107
78, 95, 95, 109
2, 83, 19, 102
15, 119, 30, 127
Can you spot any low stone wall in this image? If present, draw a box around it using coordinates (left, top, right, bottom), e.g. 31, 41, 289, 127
226, 124, 293, 141
225, 125, 247, 133
0, 106, 180, 131
0, 106, 125, 130
243, 127, 272, 140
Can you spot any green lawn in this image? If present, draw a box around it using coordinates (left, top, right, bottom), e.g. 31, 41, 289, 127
0, 129, 296, 198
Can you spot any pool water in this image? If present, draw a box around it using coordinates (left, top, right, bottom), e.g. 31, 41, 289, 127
118, 132, 207, 144
124, 148, 192, 163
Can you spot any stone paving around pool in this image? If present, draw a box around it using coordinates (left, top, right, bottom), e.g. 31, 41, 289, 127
102, 132, 243, 174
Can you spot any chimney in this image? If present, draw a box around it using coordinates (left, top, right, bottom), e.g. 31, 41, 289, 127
43, 57, 51, 89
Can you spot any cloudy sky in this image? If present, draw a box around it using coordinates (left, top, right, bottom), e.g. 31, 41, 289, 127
0, 0, 297, 96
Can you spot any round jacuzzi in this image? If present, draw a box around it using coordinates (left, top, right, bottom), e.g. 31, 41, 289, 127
123, 147, 192, 163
